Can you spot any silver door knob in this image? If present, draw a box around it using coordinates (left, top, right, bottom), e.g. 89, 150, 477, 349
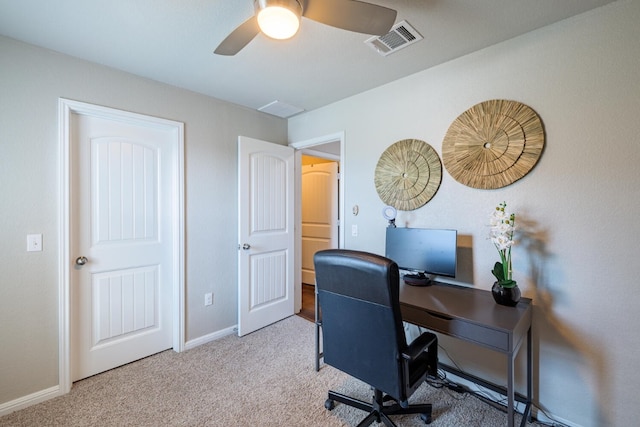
75, 256, 88, 265
242, 243, 251, 250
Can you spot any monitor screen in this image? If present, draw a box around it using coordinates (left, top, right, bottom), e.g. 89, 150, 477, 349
385, 227, 457, 278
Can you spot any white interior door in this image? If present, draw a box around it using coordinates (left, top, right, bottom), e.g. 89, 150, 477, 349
301, 161, 338, 285
238, 136, 294, 336
70, 108, 180, 381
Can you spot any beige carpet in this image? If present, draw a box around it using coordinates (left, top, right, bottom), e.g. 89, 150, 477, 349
0, 315, 535, 426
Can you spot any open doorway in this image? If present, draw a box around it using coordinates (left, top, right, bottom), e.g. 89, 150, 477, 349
291, 133, 344, 319
299, 155, 338, 321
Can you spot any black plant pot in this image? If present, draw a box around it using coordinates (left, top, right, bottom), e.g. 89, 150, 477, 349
491, 282, 521, 307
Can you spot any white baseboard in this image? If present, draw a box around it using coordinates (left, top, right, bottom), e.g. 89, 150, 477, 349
1, 326, 237, 417
0, 385, 62, 417
184, 325, 237, 350
531, 406, 582, 427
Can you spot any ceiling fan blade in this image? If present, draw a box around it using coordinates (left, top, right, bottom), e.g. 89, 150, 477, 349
214, 15, 260, 56
303, 0, 397, 36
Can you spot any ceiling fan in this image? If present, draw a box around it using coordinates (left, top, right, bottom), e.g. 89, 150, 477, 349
214, 0, 397, 56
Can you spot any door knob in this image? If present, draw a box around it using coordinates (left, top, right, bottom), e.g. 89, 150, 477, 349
75, 256, 88, 266
242, 243, 251, 250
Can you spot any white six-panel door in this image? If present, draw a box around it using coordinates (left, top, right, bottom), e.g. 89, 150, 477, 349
237, 136, 294, 336
70, 109, 180, 381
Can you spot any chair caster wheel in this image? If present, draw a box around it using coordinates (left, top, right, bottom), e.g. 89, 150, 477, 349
420, 413, 432, 424
325, 399, 335, 410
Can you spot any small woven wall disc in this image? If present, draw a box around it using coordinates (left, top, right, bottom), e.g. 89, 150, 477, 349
374, 139, 442, 211
442, 100, 545, 189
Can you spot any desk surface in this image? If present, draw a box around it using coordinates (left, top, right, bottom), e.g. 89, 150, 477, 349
399, 282, 532, 354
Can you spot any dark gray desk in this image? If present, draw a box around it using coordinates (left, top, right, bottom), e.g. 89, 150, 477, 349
314, 281, 532, 426
400, 282, 532, 427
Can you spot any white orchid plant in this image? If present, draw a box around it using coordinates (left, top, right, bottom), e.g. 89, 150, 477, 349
490, 202, 517, 288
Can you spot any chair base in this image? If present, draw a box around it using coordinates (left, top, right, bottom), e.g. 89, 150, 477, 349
325, 389, 432, 426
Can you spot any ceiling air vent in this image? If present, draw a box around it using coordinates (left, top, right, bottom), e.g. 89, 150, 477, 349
258, 100, 305, 118
365, 20, 423, 57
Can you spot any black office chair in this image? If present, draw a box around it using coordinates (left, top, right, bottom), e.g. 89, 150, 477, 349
314, 249, 438, 426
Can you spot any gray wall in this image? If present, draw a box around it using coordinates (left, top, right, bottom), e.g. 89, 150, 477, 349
289, 1, 640, 426
0, 36, 286, 404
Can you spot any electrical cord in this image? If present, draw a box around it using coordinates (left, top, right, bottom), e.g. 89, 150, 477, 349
425, 374, 567, 426
419, 329, 571, 427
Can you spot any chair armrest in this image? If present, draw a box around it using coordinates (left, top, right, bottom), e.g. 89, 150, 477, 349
402, 332, 437, 361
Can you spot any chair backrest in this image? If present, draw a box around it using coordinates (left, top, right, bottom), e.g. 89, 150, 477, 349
314, 249, 408, 400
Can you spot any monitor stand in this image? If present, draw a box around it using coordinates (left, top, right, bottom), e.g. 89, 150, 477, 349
403, 273, 432, 286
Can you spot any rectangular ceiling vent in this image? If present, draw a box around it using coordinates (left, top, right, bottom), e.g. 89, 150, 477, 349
365, 20, 423, 57
258, 100, 305, 118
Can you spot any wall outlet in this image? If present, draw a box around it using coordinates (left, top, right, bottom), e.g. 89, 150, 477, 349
27, 234, 43, 252
204, 292, 213, 306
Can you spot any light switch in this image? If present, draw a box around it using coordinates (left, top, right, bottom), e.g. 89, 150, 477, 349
351, 224, 358, 237
27, 234, 43, 252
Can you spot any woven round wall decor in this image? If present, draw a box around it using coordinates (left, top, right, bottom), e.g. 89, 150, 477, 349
374, 139, 442, 211
442, 99, 545, 189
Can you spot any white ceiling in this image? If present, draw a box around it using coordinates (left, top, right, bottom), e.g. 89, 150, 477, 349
0, 0, 617, 117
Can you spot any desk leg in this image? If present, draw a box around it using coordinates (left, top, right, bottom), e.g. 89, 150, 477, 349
524, 326, 533, 425
508, 352, 515, 427
517, 326, 533, 427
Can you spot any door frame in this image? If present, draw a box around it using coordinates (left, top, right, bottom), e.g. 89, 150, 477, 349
290, 131, 345, 313
58, 98, 185, 394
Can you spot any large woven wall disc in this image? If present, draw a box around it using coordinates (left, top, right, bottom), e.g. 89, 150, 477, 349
375, 139, 442, 211
442, 100, 545, 189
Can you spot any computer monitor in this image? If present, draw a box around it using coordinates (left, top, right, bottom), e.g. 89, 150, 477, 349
385, 227, 457, 284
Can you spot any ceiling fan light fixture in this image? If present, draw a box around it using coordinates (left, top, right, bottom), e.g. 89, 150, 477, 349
255, 0, 302, 40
